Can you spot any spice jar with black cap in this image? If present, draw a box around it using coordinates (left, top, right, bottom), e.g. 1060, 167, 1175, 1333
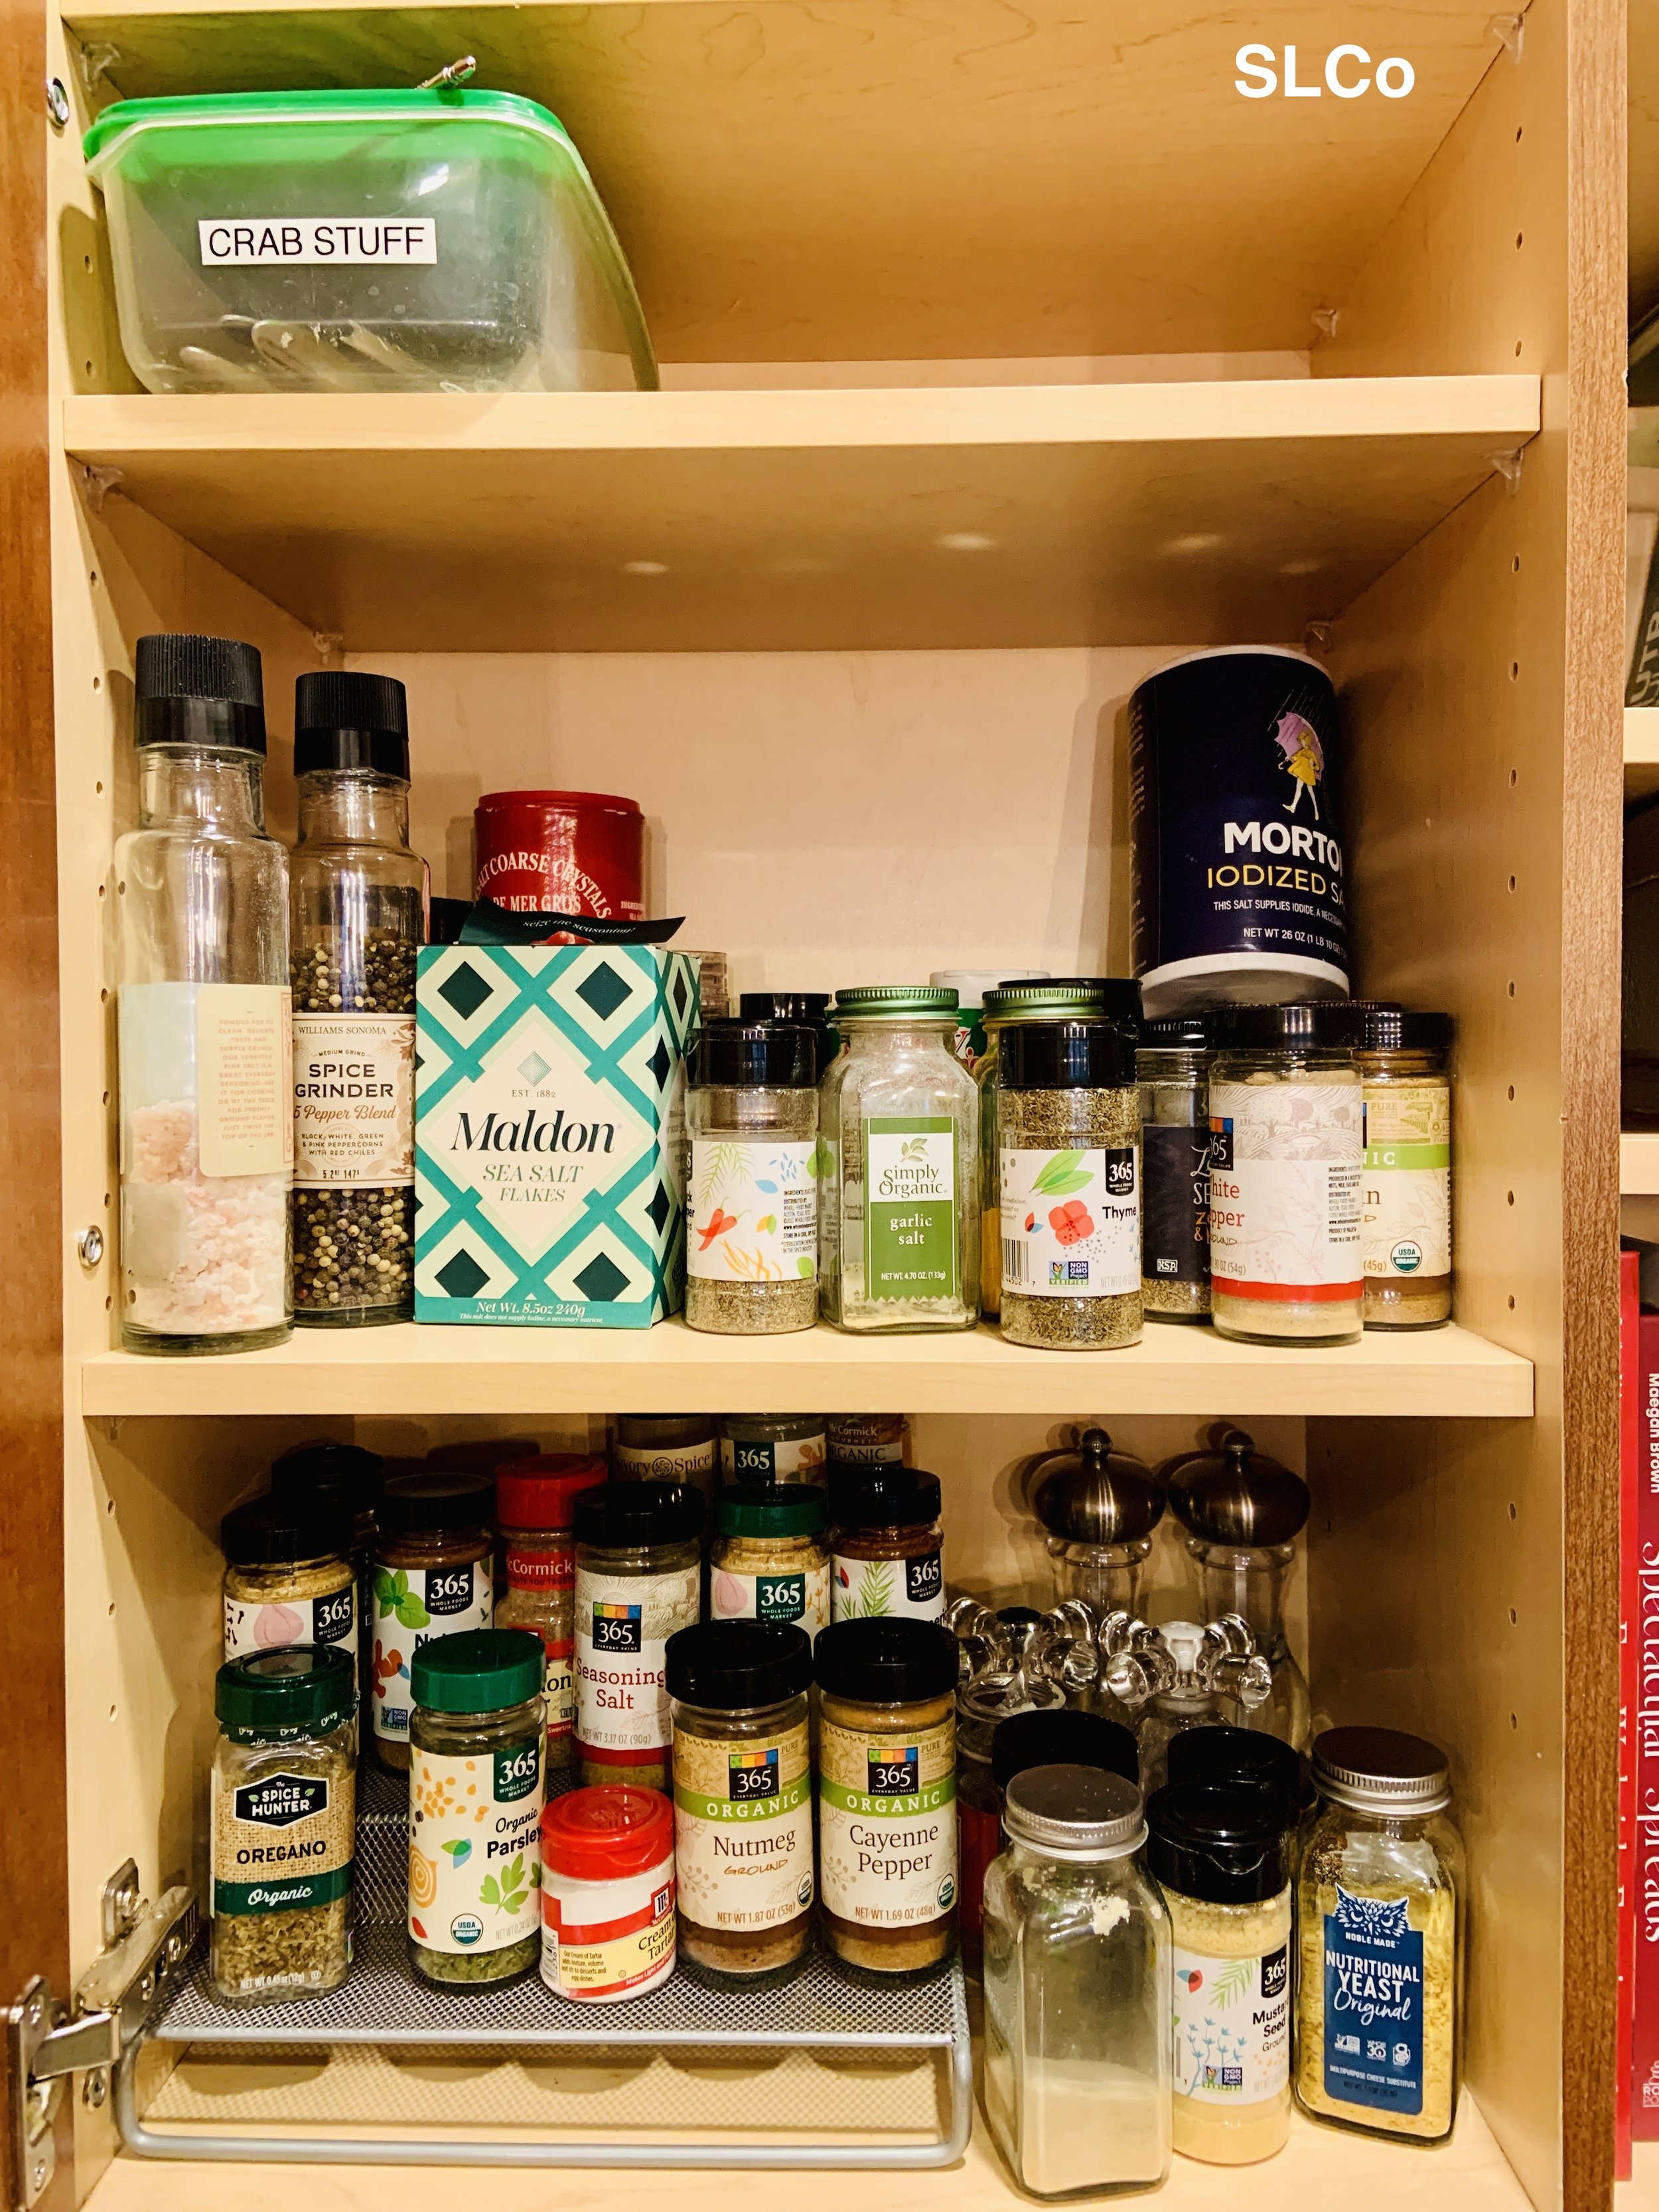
1030, 1427, 1165, 1617
222, 1494, 357, 1666
271, 1439, 383, 1702
1147, 1781, 1294, 2165
1167, 1724, 1301, 1826
739, 991, 837, 1078
573, 1481, 703, 1791
829, 1464, 945, 1622
1138, 1011, 1217, 1321
1357, 1007, 1454, 1329
685, 1019, 819, 1335
369, 1471, 494, 1770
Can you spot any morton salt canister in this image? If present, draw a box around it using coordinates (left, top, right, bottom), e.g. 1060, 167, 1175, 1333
1129, 648, 1348, 1017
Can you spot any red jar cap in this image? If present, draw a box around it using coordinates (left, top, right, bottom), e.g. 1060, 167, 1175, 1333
497, 1454, 607, 1530
543, 1786, 674, 1880
476, 790, 642, 818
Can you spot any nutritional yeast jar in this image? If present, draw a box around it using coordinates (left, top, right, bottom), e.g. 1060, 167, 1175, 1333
370, 1473, 494, 1770
829, 1465, 945, 1622
814, 1615, 960, 1978
573, 1481, 703, 1791
685, 1019, 819, 1335
541, 1785, 676, 2003
1358, 1007, 1453, 1330
1138, 1013, 1216, 1321
1207, 1001, 1364, 1345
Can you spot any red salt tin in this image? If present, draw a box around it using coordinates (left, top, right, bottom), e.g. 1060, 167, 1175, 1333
474, 790, 645, 920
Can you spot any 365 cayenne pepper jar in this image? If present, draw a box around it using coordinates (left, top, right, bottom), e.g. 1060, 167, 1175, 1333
573, 1482, 703, 1791
496, 1454, 607, 1772
541, 1786, 677, 2003
370, 1473, 494, 1771
829, 1465, 945, 1623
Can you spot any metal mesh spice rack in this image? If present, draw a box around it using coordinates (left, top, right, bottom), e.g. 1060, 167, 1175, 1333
117, 1764, 973, 2170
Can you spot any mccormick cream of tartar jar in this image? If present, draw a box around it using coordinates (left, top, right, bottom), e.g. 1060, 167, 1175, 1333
540, 1785, 676, 2002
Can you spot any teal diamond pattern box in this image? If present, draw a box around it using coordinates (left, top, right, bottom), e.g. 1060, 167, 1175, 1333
415, 945, 698, 1326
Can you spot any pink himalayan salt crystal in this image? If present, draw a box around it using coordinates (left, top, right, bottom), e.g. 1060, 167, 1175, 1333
126, 1098, 287, 1334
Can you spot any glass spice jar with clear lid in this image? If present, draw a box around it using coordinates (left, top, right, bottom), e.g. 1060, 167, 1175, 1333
1138, 1012, 1216, 1321
495, 1453, 607, 1773
818, 986, 979, 1333
1357, 1007, 1453, 1330
370, 1472, 495, 1772
685, 1020, 819, 1336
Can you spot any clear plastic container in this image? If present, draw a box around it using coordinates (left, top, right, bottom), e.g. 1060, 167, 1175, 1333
84, 88, 658, 396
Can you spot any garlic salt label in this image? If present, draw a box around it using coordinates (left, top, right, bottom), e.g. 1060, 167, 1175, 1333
224, 1583, 357, 1663
1362, 1084, 1451, 1280
1173, 1940, 1290, 2105
687, 1138, 816, 1283
673, 1720, 814, 1935
1207, 1080, 1362, 1295
293, 1013, 415, 1186
863, 1117, 958, 1303
818, 1714, 956, 1926
575, 1565, 699, 1755
409, 1738, 543, 1956
1000, 1145, 1139, 1297
370, 1562, 493, 1745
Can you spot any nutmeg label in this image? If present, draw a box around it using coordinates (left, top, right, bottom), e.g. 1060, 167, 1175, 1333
672, 1718, 814, 1935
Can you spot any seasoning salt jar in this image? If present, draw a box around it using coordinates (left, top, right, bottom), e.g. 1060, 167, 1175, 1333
494, 1453, 607, 1772
829, 1465, 945, 1622
999, 1020, 1142, 1350
370, 1473, 495, 1771
541, 1785, 677, 2002
1138, 1013, 1216, 1321
685, 1020, 819, 1336
408, 1628, 546, 1988
668, 1621, 816, 1984
1208, 1002, 1365, 1345
221, 1495, 357, 1665
573, 1482, 703, 1791
1358, 1007, 1453, 1329
711, 1483, 831, 1639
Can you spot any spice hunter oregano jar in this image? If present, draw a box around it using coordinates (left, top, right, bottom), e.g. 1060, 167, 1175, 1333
1208, 1001, 1365, 1345
668, 1621, 816, 1984
370, 1473, 494, 1771
220, 1495, 357, 1664
998, 1019, 1143, 1351
573, 1482, 703, 1791
1138, 1013, 1216, 1321
289, 672, 427, 1327
685, 1019, 819, 1335
1357, 1007, 1453, 1329
818, 986, 978, 1332
495, 1454, 607, 1772
829, 1465, 945, 1622
210, 1645, 356, 2006
408, 1629, 546, 1988
814, 1616, 959, 1978
711, 1483, 831, 1639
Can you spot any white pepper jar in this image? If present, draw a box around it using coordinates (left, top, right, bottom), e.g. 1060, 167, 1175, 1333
685, 1020, 819, 1336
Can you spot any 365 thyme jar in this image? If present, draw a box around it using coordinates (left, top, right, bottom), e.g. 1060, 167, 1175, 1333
221, 1495, 356, 1664
1357, 1007, 1453, 1330
711, 1483, 831, 1640
814, 1615, 960, 1978
998, 1020, 1142, 1350
573, 1482, 703, 1790
668, 1621, 815, 1984
408, 1629, 545, 1988
495, 1454, 607, 1772
686, 1020, 819, 1335
210, 1644, 356, 2006
370, 1473, 494, 1771
1208, 1001, 1365, 1345
1138, 1013, 1215, 1321
829, 1465, 945, 1622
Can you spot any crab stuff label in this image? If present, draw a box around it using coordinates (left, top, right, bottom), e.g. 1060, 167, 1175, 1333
999, 1145, 1139, 1297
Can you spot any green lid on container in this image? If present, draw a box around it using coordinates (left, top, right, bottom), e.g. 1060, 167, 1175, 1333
833, 985, 958, 1017
216, 1644, 356, 1738
983, 978, 1141, 1025
410, 1628, 543, 1716
83, 84, 581, 165
717, 1482, 828, 1539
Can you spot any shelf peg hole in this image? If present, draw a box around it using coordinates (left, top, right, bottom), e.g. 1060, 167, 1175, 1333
1508, 1503, 1517, 1520
1508, 875, 1516, 892
1510, 662, 1518, 680
1509, 769, 1517, 785
1513, 555, 1521, 573
1507, 1190, 1515, 1205
1510, 1713, 1518, 1730
1507, 1084, 1514, 1100
1508, 981, 1516, 997
1509, 1608, 1518, 1625
1508, 1294, 1516, 1309
92, 674, 100, 691
109, 1706, 117, 1723
1515, 231, 1523, 249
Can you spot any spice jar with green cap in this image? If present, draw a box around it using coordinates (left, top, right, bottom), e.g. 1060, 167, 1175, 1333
210, 1643, 357, 2006
408, 1627, 546, 1988
711, 1483, 831, 1641
818, 986, 979, 1332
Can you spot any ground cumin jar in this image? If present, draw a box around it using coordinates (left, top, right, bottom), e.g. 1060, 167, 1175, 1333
370, 1473, 494, 1771
495, 1453, 607, 1772
829, 1465, 945, 1622
1357, 1007, 1453, 1330
541, 1786, 676, 2003
814, 1615, 960, 1978
573, 1482, 703, 1791
668, 1621, 815, 1984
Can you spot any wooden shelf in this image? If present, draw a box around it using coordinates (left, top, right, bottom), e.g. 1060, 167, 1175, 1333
80, 1316, 1534, 1419
61, 376, 1540, 652
1629, 705, 1659, 800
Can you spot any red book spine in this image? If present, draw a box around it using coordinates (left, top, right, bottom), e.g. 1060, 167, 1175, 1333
1619, 1253, 1640, 2171
1632, 1294, 1659, 2140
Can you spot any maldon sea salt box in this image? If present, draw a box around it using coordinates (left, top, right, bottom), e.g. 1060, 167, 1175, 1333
414, 944, 699, 1325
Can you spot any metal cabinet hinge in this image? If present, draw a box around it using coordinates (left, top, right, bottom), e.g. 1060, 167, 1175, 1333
7, 1868, 196, 2211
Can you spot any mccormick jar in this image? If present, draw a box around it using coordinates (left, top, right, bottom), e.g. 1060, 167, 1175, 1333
1295, 1727, 1463, 2144
826, 1414, 908, 1465
719, 1412, 828, 1483
685, 1020, 819, 1336
829, 1465, 945, 1623
370, 1473, 494, 1771
976, 980, 1141, 1318
495, 1453, 607, 1772
1138, 1013, 1216, 1321
408, 1629, 545, 1988
998, 1020, 1142, 1351
1357, 1008, 1453, 1330
573, 1483, 703, 1791
819, 986, 979, 1332
668, 1621, 815, 1984
473, 788, 645, 922
1147, 1783, 1293, 2166
982, 1767, 1171, 2196
288, 672, 427, 1328
1208, 1002, 1365, 1345
814, 1616, 960, 1978
210, 1645, 356, 2006
541, 1786, 677, 2003
221, 1495, 356, 1665
711, 1484, 831, 1641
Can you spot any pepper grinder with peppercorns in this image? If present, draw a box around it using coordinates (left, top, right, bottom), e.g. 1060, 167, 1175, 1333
289, 670, 429, 1325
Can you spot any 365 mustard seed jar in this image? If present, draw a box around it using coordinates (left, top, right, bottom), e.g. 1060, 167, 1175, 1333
1357, 1007, 1453, 1331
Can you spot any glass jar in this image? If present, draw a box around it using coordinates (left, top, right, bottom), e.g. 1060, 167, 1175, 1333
573, 1482, 703, 1791
826, 1414, 908, 1465
370, 1473, 494, 1771
210, 1645, 356, 2006
1030, 1428, 1164, 1620
818, 986, 979, 1332
685, 1020, 819, 1336
270, 1439, 383, 1702
668, 1621, 815, 1984
930, 969, 1047, 1072
828, 1465, 945, 1622
813, 1616, 959, 1978
1208, 1001, 1365, 1345
711, 1483, 831, 1640
1147, 1782, 1293, 2165
719, 1412, 828, 1483
116, 633, 290, 1355
541, 1785, 677, 2002
220, 1495, 356, 1666
999, 1021, 1143, 1350
982, 1765, 1171, 2195
976, 980, 1141, 1319
408, 1629, 545, 1988
1295, 1726, 1464, 2144
495, 1453, 607, 1773
1358, 1008, 1453, 1330
289, 672, 428, 1328
1138, 1013, 1215, 1322
612, 1414, 717, 1520
739, 991, 837, 1080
